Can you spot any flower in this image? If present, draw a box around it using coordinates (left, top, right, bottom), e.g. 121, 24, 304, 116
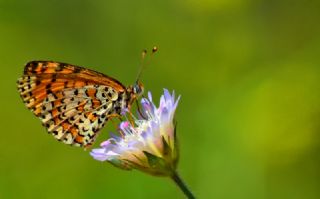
90, 89, 180, 176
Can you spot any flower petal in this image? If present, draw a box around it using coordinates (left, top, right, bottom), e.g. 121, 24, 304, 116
90, 89, 181, 176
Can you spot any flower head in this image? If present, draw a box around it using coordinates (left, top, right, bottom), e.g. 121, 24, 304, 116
90, 89, 180, 176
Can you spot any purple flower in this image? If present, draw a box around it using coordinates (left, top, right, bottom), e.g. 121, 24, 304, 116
90, 89, 180, 176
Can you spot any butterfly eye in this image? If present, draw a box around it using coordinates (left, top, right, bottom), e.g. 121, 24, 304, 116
133, 82, 144, 96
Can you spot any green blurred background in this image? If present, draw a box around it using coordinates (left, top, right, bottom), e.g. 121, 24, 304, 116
1, 0, 320, 198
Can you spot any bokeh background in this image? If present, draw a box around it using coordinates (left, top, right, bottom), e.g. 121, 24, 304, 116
1, 0, 320, 198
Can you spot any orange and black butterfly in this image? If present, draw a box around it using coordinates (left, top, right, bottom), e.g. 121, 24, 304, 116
17, 61, 144, 148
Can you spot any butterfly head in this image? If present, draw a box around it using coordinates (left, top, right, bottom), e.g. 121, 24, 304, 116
132, 81, 144, 97
127, 81, 144, 105
134, 81, 144, 97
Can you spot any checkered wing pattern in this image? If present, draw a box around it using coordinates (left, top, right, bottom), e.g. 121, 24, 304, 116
17, 61, 127, 147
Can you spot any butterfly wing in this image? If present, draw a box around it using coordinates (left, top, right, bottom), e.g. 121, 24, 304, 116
17, 61, 127, 147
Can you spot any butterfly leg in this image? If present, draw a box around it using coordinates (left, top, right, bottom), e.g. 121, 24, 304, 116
110, 118, 119, 130
107, 113, 125, 128
136, 100, 147, 119
128, 112, 134, 126
125, 104, 136, 126
107, 113, 122, 120
84, 143, 93, 150
107, 115, 126, 138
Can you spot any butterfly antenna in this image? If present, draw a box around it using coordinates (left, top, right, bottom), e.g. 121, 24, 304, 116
135, 46, 158, 82
135, 49, 147, 82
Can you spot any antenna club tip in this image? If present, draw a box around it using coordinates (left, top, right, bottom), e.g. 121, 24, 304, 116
142, 49, 147, 58
152, 46, 158, 53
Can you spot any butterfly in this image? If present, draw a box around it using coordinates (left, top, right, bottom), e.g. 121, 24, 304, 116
17, 61, 144, 148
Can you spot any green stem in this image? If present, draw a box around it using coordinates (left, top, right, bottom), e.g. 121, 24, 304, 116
171, 171, 195, 199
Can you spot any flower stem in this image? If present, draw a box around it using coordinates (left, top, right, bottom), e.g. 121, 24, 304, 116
171, 171, 195, 199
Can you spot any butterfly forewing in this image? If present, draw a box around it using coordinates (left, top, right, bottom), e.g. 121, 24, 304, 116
17, 61, 128, 147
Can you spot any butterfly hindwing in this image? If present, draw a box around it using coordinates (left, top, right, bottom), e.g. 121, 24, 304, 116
17, 61, 127, 147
